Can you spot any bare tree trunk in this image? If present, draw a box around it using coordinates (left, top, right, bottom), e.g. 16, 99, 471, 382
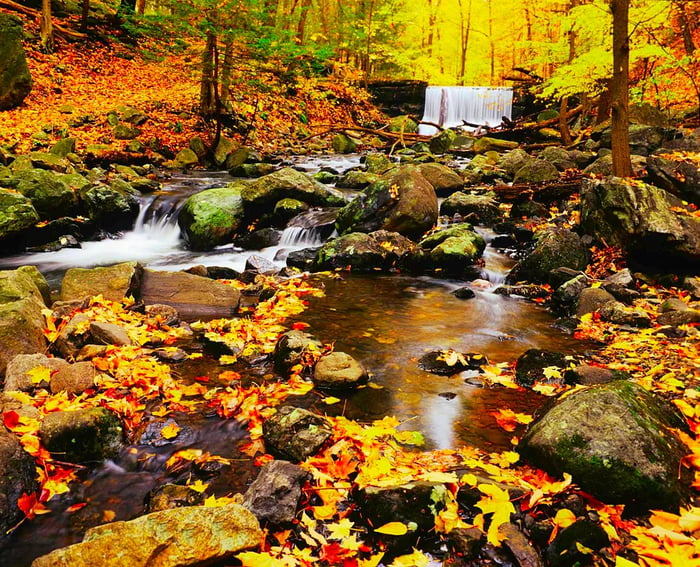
220, 37, 234, 110
80, 0, 90, 32
296, 0, 312, 43
40, 0, 54, 53
611, 0, 632, 177
457, 0, 472, 85
199, 13, 219, 119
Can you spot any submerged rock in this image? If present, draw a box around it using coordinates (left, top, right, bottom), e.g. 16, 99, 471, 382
515, 349, 568, 388
273, 329, 323, 375
262, 406, 332, 462
519, 380, 690, 512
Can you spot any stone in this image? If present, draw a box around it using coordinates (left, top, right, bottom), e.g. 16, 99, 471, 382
582, 154, 648, 177
335, 165, 438, 240
273, 330, 323, 375
388, 115, 418, 134
452, 287, 476, 299
0, 428, 39, 537
335, 170, 380, 190
273, 198, 309, 224
551, 274, 590, 316
575, 287, 617, 317
0, 189, 39, 244
472, 137, 519, 154
498, 148, 535, 178
332, 133, 359, 153
313, 351, 368, 389
140, 269, 241, 322
546, 520, 609, 567
519, 380, 690, 512
417, 163, 464, 196
439, 192, 501, 225
429, 129, 457, 154
445, 527, 484, 563
499, 523, 544, 567
177, 185, 245, 250
510, 199, 548, 219
242, 460, 310, 525
417, 350, 487, 375
235, 228, 282, 250
506, 228, 589, 286
145, 484, 206, 513
244, 254, 277, 274
79, 183, 140, 231
656, 309, 700, 327
0, 14, 32, 110
580, 177, 700, 273
515, 349, 568, 388
358, 481, 443, 533
89, 321, 133, 346
171, 148, 199, 168
513, 159, 560, 184
4, 353, 69, 392
39, 407, 123, 464
14, 168, 78, 220
538, 146, 576, 171
213, 136, 240, 167
29, 151, 71, 173
599, 301, 652, 327
365, 153, 394, 174
313, 230, 421, 272
113, 123, 141, 140
49, 361, 96, 394
16, 265, 51, 306
420, 224, 486, 276
31, 503, 262, 567
564, 364, 627, 386
60, 262, 143, 302
262, 406, 332, 462
647, 153, 700, 205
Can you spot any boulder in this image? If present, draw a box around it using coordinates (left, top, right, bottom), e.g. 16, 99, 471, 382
0, 189, 40, 244
0, 14, 32, 110
39, 407, 123, 464
335, 170, 380, 190
388, 115, 418, 134
314, 230, 421, 272
29, 151, 71, 173
4, 353, 70, 392
177, 185, 245, 250
439, 192, 501, 224
472, 137, 519, 154
242, 167, 345, 213
31, 503, 262, 567
0, 270, 48, 376
519, 380, 690, 512
332, 133, 359, 153
580, 177, 700, 273
365, 153, 394, 174
273, 329, 323, 375
49, 361, 96, 394
582, 154, 647, 177
242, 460, 310, 525
312, 351, 368, 389
89, 321, 133, 346
213, 136, 240, 168
0, 428, 39, 537
575, 287, 617, 317
50, 137, 77, 158
273, 198, 309, 225
512, 159, 560, 184
145, 484, 206, 514
419, 224, 486, 276
514, 349, 568, 387
498, 148, 535, 178
171, 148, 198, 168
60, 262, 143, 302
262, 406, 333, 462
429, 129, 457, 154
646, 153, 700, 205
546, 520, 609, 567
551, 274, 590, 316
417, 163, 464, 196
335, 165, 438, 240
79, 183, 140, 231
564, 364, 628, 386
506, 228, 588, 286
140, 269, 241, 322
598, 124, 669, 156
538, 146, 576, 171
15, 169, 78, 220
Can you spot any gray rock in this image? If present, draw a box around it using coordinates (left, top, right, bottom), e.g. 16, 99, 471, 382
242, 460, 310, 525
262, 406, 332, 462
497, 148, 535, 178
499, 523, 544, 567
313, 351, 367, 389
546, 520, 609, 567
551, 274, 590, 316
30, 503, 262, 567
61, 262, 143, 302
0, 14, 32, 110
513, 159, 560, 184
656, 309, 700, 327
0, 428, 39, 537
40, 407, 123, 464
273, 330, 323, 375
576, 287, 617, 317
519, 380, 690, 512
439, 192, 501, 224
89, 321, 133, 346
538, 146, 576, 171
4, 353, 70, 392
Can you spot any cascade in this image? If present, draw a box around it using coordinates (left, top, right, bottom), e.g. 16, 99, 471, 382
418, 86, 513, 136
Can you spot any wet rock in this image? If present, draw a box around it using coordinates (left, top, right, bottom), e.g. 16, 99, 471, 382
236, 228, 282, 250
419, 223, 485, 276
60, 261, 143, 302
365, 153, 394, 174
335, 165, 438, 240
493, 284, 552, 300
445, 527, 484, 564
332, 133, 359, 153
418, 350, 487, 375
546, 520, 609, 567
178, 185, 245, 250
0, 14, 32, 110
144, 304, 180, 326
599, 124, 669, 156
551, 274, 590, 316
497, 148, 535, 178
154, 347, 188, 363
357, 481, 442, 533
314, 230, 421, 272
647, 153, 700, 205
245, 254, 278, 274
50, 361, 96, 394
417, 163, 464, 196
429, 129, 457, 154
506, 228, 589, 286
273, 330, 323, 375
538, 146, 576, 171
171, 148, 199, 168
145, 483, 207, 513
498, 523, 544, 567
452, 287, 476, 299
313, 351, 368, 389
335, 170, 380, 190
602, 282, 642, 304
599, 301, 652, 327
513, 159, 560, 184
263, 406, 332, 462
79, 183, 140, 231
140, 269, 241, 322
582, 153, 648, 177
30, 503, 262, 567
519, 380, 690, 512
274, 198, 309, 225
4, 353, 69, 391
15, 168, 78, 220
656, 309, 700, 327
242, 460, 310, 525
510, 199, 548, 219
439, 192, 502, 225
40, 407, 123, 464
473, 137, 519, 154
515, 349, 568, 387
388, 115, 418, 134
581, 177, 700, 273
575, 287, 617, 317
286, 247, 320, 271
89, 321, 133, 346
686, 275, 700, 297
564, 364, 628, 386
139, 418, 196, 447
0, 189, 40, 245
0, 270, 48, 375
0, 428, 39, 538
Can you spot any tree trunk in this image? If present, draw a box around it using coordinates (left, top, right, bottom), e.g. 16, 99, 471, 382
296, 0, 312, 43
220, 38, 234, 110
611, 0, 632, 177
457, 0, 472, 85
80, 0, 90, 32
40, 0, 54, 53
199, 15, 219, 119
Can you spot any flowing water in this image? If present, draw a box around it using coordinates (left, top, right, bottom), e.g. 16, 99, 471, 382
0, 156, 590, 564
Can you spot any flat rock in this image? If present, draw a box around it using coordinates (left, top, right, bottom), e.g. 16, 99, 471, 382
60, 262, 143, 302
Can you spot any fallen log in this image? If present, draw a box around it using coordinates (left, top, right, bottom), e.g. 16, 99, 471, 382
493, 174, 584, 203
0, 0, 87, 40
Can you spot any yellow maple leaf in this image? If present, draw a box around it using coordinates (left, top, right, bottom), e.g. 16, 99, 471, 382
28, 366, 52, 385
160, 422, 180, 439
326, 518, 354, 540
389, 549, 430, 567
476, 483, 515, 546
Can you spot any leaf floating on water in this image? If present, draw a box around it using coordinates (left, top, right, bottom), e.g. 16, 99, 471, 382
375, 521, 409, 535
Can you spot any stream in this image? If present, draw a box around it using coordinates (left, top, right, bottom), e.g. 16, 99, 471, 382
0, 155, 589, 565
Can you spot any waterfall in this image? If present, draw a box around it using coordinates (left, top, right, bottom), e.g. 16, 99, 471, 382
418, 86, 513, 136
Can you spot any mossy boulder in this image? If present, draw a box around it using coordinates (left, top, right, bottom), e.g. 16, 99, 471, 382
580, 177, 700, 273
388, 115, 419, 134
60, 262, 143, 303
242, 167, 345, 213
314, 230, 421, 272
79, 183, 140, 231
335, 170, 380, 190
497, 148, 535, 178
472, 137, 519, 154
538, 146, 576, 171
417, 163, 464, 196
332, 133, 359, 153
439, 192, 501, 224
429, 129, 457, 154
335, 165, 438, 240
262, 406, 332, 462
506, 228, 589, 286
519, 380, 690, 512
0, 14, 32, 110
512, 159, 560, 184
647, 153, 700, 206
420, 224, 486, 276
15, 169, 78, 220
178, 185, 245, 250
0, 189, 40, 242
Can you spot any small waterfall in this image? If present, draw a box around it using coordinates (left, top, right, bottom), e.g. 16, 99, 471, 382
279, 226, 327, 247
418, 86, 513, 136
